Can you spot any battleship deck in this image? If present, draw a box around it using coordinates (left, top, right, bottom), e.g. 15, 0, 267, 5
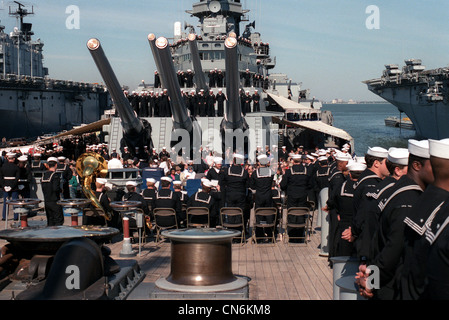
0, 206, 333, 301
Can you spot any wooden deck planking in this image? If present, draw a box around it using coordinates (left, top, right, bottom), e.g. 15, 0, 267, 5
0, 209, 334, 300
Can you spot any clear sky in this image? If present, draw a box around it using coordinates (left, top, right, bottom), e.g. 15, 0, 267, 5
3, 0, 449, 102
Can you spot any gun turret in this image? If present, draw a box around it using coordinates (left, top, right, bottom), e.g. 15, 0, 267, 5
152, 36, 202, 158
188, 33, 209, 92
220, 36, 249, 155
87, 38, 153, 157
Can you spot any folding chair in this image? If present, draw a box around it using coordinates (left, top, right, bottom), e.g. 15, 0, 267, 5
220, 207, 245, 244
153, 208, 178, 243
307, 200, 316, 235
186, 207, 210, 228
285, 207, 310, 245
252, 207, 277, 245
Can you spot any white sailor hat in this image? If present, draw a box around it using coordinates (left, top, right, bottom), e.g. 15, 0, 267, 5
57, 156, 66, 161
173, 180, 182, 185
307, 155, 314, 160
6, 152, 15, 158
366, 146, 388, 158
387, 148, 409, 165
96, 178, 107, 185
356, 156, 366, 164
34, 153, 41, 157
126, 181, 138, 187
161, 176, 172, 183
429, 139, 449, 159
201, 179, 212, 187
347, 161, 367, 172
408, 139, 430, 159
18, 155, 27, 162
214, 157, 222, 164
335, 152, 352, 162
233, 153, 244, 159
257, 154, 268, 164
292, 154, 302, 160
146, 178, 156, 183
47, 157, 58, 163
318, 156, 328, 162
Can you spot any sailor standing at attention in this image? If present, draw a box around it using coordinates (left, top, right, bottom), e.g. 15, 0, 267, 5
0, 152, 20, 221
41, 157, 64, 226
397, 139, 447, 300
356, 144, 431, 300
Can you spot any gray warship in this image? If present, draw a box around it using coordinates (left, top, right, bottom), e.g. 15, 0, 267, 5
364, 58, 449, 140
0, 2, 111, 140
99, 0, 353, 158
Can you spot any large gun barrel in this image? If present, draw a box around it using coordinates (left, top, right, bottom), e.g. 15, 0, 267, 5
223, 36, 248, 130
87, 38, 152, 155
152, 36, 202, 158
147, 33, 165, 89
188, 33, 209, 92
154, 36, 193, 131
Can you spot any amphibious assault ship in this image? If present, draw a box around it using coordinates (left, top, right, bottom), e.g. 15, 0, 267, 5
0, 2, 111, 140
364, 58, 449, 140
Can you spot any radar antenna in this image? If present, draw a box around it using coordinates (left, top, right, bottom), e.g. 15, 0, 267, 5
9, 1, 34, 35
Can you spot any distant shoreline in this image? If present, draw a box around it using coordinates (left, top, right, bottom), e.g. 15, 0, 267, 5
323, 101, 390, 105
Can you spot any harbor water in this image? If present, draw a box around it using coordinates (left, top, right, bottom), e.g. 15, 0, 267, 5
322, 103, 416, 156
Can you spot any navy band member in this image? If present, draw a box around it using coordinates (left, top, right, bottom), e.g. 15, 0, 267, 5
41, 157, 64, 226
187, 178, 221, 228
1, 152, 20, 220
222, 153, 249, 226
149, 177, 183, 227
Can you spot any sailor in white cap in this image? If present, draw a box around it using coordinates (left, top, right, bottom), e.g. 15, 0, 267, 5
1, 151, 20, 220
206, 156, 224, 188
357, 141, 433, 300
55, 155, 71, 199
122, 180, 149, 217
149, 175, 183, 226
345, 145, 391, 257
16, 154, 31, 199
186, 178, 222, 227
250, 154, 275, 224
216, 87, 226, 116
328, 159, 366, 257
222, 153, 250, 224
395, 139, 447, 300
142, 178, 158, 206
83, 177, 113, 226
41, 155, 64, 226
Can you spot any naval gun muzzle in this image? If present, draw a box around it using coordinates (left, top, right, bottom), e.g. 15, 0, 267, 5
188, 33, 209, 93
220, 36, 249, 155
152, 36, 202, 158
87, 38, 153, 157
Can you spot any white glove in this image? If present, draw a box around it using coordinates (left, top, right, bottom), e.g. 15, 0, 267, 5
18, 185, 24, 190
4, 186, 11, 192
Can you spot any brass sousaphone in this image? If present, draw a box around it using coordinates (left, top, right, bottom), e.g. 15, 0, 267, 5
76, 152, 111, 221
